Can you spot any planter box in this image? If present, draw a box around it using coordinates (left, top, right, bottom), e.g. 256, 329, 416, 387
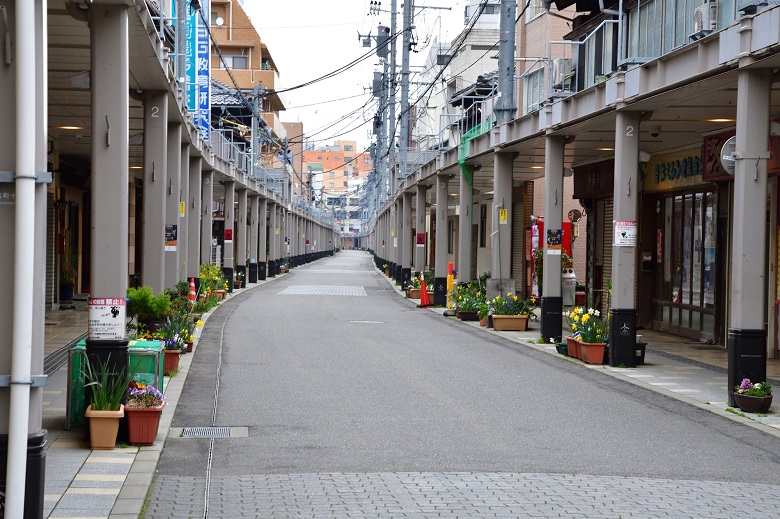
125, 405, 164, 446
408, 288, 422, 299
580, 342, 607, 365
492, 315, 529, 331
85, 404, 124, 450
636, 342, 647, 365
459, 311, 479, 321
566, 336, 580, 359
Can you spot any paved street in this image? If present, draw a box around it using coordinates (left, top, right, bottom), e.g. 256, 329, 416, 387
145, 250, 780, 518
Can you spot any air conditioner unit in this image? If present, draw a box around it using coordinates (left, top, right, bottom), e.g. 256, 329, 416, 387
552, 58, 572, 89
693, 1, 717, 34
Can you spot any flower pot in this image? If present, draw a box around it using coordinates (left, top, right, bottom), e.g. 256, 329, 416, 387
85, 404, 124, 450
164, 349, 181, 374
59, 283, 75, 301
636, 342, 647, 366
555, 342, 568, 356
185, 340, 193, 353
479, 315, 488, 327
580, 342, 607, 365
459, 311, 479, 321
215, 290, 225, 300
125, 405, 164, 446
492, 314, 529, 331
408, 288, 422, 299
566, 336, 580, 359
234, 280, 243, 289
734, 393, 773, 413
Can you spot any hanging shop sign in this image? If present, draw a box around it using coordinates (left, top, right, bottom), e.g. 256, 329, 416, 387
704, 130, 780, 182
547, 229, 562, 255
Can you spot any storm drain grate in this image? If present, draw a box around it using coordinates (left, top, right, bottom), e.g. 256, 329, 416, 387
182, 427, 232, 438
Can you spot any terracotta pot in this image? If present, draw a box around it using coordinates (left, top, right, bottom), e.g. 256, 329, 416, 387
185, 341, 193, 353
580, 342, 607, 365
479, 315, 488, 327
566, 336, 580, 359
734, 393, 773, 413
215, 290, 225, 300
125, 405, 164, 446
492, 314, 529, 331
408, 288, 422, 299
85, 404, 124, 450
164, 349, 181, 374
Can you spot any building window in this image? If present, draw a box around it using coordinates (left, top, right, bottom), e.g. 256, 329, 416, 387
343, 181, 348, 187
343, 171, 349, 176
345, 156, 352, 163
210, 11, 220, 25
479, 204, 487, 247
583, 22, 615, 88
220, 55, 248, 70
364, 156, 371, 164
328, 182, 334, 189
329, 172, 335, 178
524, 68, 545, 114
345, 145, 353, 151
628, 0, 661, 59
526, 0, 544, 21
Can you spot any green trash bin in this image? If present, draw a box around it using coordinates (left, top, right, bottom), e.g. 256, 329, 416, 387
67, 340, 164, 429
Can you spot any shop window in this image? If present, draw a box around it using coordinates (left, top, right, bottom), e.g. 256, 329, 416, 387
479, 204, 487, 247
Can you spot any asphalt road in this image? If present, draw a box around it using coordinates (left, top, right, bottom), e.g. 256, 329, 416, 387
145, 250, 780, 518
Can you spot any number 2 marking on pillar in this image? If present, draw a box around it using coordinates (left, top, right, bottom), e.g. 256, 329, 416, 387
626, 126, 634, 137
151, 106, 159, 118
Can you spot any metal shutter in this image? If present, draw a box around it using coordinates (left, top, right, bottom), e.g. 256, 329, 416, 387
46, 192, 55, 307
602, 199, 613, 315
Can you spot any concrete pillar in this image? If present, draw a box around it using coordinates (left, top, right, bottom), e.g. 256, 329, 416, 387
402, 191, 413, 286
728, 68, 772, 405
164, 123, 182, 287
187, 157, 202, 280
178, 146, 189, 281
490, 152, 514, 296
434, 174, 449, 306
458, 165, 474, 282
223, 181, 235, 287
608, 111, 641, 366
236, 188, 248, 284
248, 195, 259, 282
141, 91, 167, 292
268, 201, 277, 275
200, 169, 214, 266
541, 136, 565, 342
395, 198, 403, 283
252, 197, 268, 281
415, 184, 427, 274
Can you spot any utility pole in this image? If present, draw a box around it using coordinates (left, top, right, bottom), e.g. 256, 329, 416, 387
399, 0, 412, 184
176, 0, 187, 95
251, 85, 260, 181
389, 0, 398, 195
494, 0, 517, 125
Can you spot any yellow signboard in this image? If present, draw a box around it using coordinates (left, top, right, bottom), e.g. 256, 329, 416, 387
643, 147, 703, 192
499, 208, 508, 225
179, 202, 185, 217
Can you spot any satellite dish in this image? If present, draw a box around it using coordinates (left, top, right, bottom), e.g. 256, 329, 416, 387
215, 16, 224, 26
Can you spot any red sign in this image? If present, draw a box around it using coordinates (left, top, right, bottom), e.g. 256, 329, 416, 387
416, 233, 425, 245
224, 229, 233, 241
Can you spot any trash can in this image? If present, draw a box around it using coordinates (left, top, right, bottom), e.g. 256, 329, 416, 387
68, 340, 164, 429
562, 271, 577, 307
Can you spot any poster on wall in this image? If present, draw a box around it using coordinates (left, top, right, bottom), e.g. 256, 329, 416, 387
88, 298, 126, 340
165, 224, 178, 251
416, 233, 425, 247
547, 229, 562, 255
615, 221, 638, 247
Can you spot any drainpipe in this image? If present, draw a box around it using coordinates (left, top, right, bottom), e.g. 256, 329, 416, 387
6, 0, 36, 515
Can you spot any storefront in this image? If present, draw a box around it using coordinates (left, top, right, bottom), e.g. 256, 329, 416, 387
639, 148, 720, 341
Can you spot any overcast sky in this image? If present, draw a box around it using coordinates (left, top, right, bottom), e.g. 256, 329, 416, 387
243, 0, 468, 152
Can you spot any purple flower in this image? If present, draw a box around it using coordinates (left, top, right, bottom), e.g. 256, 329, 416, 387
740, 378, 753, 390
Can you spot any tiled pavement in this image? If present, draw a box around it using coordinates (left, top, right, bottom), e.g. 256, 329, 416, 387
40, 261, 780, 518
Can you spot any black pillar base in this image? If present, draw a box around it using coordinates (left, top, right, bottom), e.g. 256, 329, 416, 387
192, 277, 201, 296
258, 261, 267, 280
540, 296, 563, 342
401, 268, 412, 288
267, 260, 276, 277
0, 430, 47, 519
222, 267, 234, 293
248, 262, 258, 283
395, 265, 403, 284
728, 328, 767, 406
434, 277, 447, 307
609, 308, 637, 368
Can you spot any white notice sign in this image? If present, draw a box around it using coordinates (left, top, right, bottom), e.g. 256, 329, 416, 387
88, 297, 127, 340
614, 221, 638, 247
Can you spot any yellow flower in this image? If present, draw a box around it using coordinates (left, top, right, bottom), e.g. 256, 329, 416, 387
572, 315, 580, 322
495, 296, 500, 301
189, 335, 194, 342
507, 292, 512, 297
196, 319, 204, 326
513, 296, 518, 301
569, 312, 576, 319
571, 323, 577, 331
477, 291, 481, 297
582, 314, 590, 323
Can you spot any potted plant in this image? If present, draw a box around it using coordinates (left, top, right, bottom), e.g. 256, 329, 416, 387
567, 307, 608, 364
59, 250, 78, 301
160, 316, 185, 374
83, 357, 131, 450
733, 378, 772, 413
234, 271, 245, 289
125, 381, 166, 446
489, 293, 530, 331
478, 301, 490, 327
127, 285, 172, 333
